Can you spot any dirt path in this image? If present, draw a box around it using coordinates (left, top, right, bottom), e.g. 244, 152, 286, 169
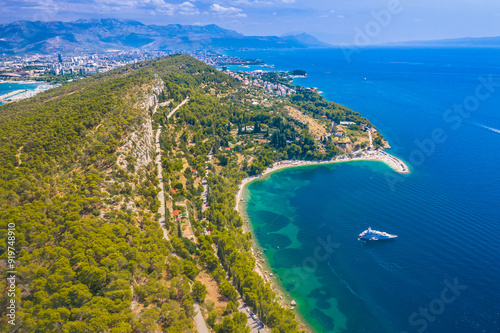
153, 96, 189, 241
15, 146, 23, 168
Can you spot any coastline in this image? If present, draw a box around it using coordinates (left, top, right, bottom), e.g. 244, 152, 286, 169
237, 187, 314, 333
235, 149, 409, 332
237, 148, 409, 207
0, 81, 58, 103
0, 80, 44, 84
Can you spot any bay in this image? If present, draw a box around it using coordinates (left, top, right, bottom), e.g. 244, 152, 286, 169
236, 48, 500, 333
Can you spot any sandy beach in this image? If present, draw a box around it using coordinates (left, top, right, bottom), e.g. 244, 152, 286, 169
236, 149, 409, 210
234, 148, 409, 331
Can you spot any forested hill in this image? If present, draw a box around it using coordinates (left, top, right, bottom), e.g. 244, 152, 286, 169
0, 54, 371, 332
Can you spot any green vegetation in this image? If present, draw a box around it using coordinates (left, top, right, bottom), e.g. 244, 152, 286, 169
289, 70, 307, 76
0, 53, 376, 332
290, 87, 371, 125
0, 55, 202, 332
192, 281, 207, 302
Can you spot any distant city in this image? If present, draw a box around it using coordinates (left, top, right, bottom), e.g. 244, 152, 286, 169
0, 50, 269, 80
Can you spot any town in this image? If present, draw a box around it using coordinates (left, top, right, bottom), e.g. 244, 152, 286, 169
224, 69, 297, 97
0, 50, 269, 81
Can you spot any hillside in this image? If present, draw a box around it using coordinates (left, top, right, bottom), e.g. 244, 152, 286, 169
0, 19, 329, 54
0, 54, 371, 332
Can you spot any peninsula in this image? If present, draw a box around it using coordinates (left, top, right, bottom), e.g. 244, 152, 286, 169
0, 54, 407, 333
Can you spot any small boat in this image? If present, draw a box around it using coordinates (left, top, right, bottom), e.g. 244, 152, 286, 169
364, 78, 367, 81
358, 227, 397, 241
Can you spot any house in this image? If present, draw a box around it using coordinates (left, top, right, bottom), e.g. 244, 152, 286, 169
173, 210, 181, 217
254, 139, 267, 144
171, 189, 178, 194
340, 121, 356, 126
335, 132, 345, 138
322, 115, 327, 119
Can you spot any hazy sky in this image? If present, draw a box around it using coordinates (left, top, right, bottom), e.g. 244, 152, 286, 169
2, 0, 500, 44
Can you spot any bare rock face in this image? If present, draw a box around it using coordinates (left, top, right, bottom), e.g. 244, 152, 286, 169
117, 80, 164, 172
141, 94, 156, 110
151, 80, 164, 95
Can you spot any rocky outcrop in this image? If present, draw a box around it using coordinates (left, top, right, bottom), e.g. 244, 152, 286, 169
117, 80, 164, 172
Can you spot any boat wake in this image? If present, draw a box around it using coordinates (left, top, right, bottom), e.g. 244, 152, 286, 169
327, 262, 361, 299
476, 123, 500, 135
365, 250, 403, 273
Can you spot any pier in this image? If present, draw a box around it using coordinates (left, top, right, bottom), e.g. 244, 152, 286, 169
0, 89, 26, 102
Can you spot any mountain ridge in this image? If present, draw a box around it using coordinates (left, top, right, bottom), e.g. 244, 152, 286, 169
0, 18, 329, 54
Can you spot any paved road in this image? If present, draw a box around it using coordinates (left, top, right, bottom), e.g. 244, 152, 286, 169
155, 96, 267, 332
194, 303, 210, 333
152, 96, 211, 332
201, 151, 213, 213
167, 97, 190, 119
238, 298, 269, 333
154, 96, 190, 241
155, 123, 170, 241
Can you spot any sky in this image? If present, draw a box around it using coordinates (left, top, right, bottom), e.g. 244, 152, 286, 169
1, 0, 500, 44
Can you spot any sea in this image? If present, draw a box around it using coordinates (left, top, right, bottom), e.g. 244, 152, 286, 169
0, 82, 42, 105
230, 48, 500, 333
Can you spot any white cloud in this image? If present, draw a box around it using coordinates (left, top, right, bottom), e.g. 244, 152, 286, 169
210, 4, 247, 17
178, 2, 199, 15
231, 0, 273, 5
93, 0, 199, 16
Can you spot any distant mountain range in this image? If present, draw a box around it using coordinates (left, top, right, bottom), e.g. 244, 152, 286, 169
0, 18, 329, 54
387, 36, 500, 47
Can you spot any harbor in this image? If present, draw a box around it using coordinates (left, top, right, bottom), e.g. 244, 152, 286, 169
0, 83, 59, 103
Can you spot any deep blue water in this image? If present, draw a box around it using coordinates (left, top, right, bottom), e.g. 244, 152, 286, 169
234, 48, 500, 333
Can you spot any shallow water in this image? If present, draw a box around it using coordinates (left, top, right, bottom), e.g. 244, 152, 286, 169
240, 48, 500, 333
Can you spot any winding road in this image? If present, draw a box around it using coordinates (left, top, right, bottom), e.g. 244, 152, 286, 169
153, 96, 212, 331
154, 96, 190, 240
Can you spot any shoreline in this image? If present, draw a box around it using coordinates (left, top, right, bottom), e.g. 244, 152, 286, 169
0, 80, 44, 84
237, 188, 314, 333
235, 149, 409, 332
236, 148, 409, 207
0, 81, 59, 103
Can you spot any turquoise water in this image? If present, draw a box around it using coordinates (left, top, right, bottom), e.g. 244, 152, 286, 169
238, 48, 500, 333
0, 82, 41, 105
